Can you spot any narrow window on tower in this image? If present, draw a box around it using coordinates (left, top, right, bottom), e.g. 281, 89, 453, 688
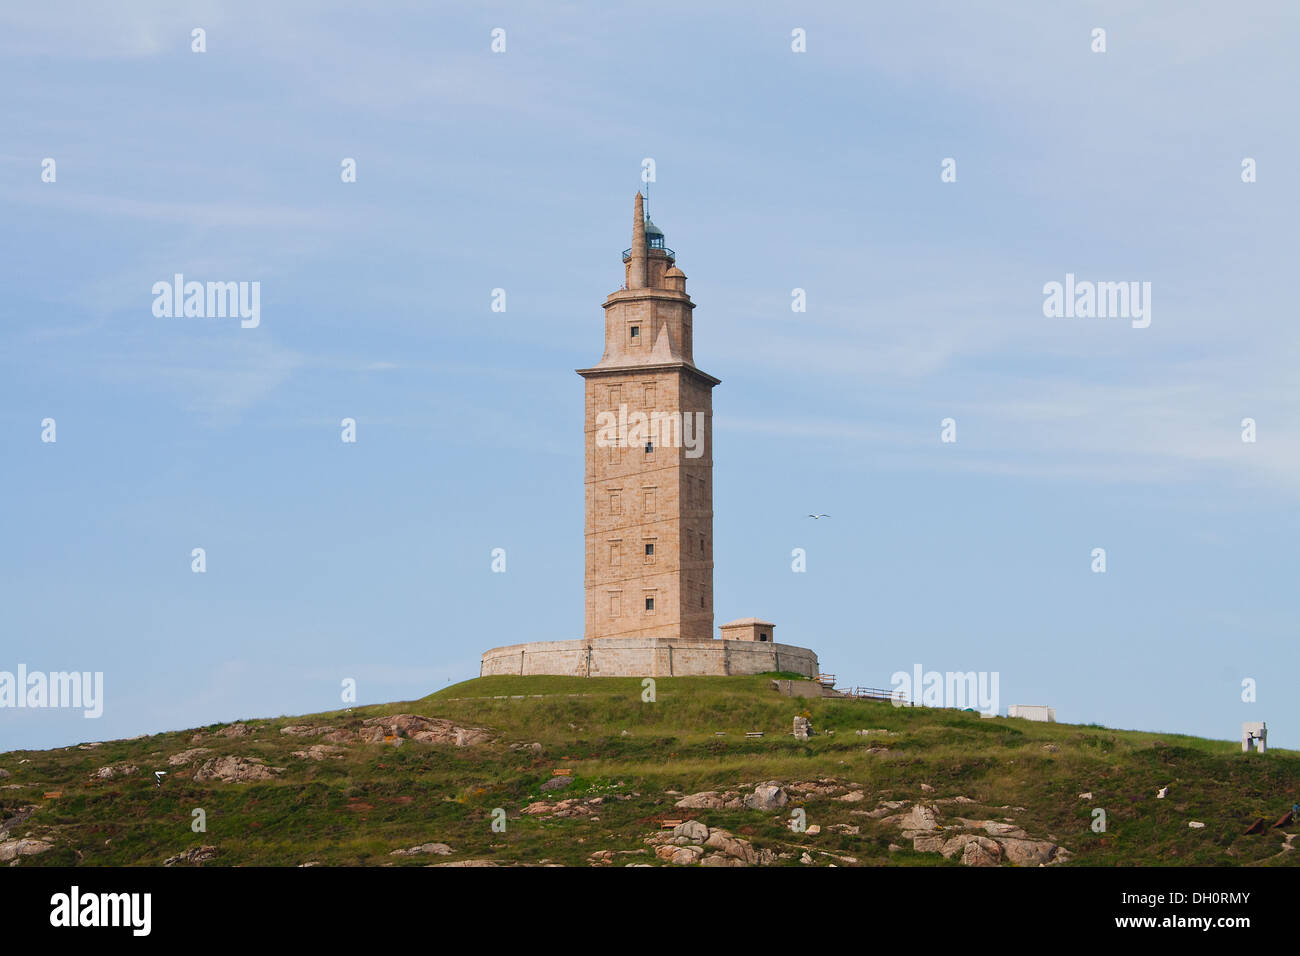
609, 540, 621, 567
609, 492, 621, 515
628, 325, 640, 346
644, 440, 654, 455
645, 596, 655, 613
644, 385, 655, 408
644, 541, 655, 565
644, 488, 656, 513
609, 590, 621, 617
608, 386, 621, 408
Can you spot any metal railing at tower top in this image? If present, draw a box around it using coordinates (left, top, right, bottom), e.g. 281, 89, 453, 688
622, 247, 674, 261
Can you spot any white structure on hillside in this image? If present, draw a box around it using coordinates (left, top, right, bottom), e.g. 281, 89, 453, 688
1242, 721, 1267, 753
1009, 704, 1056, 722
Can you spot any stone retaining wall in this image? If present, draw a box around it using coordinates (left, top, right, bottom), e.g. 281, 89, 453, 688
479, 638, 818, 679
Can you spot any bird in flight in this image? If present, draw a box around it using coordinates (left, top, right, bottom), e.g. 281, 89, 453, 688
807, 513, 831, 519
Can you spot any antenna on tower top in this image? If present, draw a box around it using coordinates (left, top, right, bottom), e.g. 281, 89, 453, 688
643, 179, 650, 220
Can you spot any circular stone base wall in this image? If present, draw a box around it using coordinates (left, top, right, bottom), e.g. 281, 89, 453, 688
479, 637, 818, 679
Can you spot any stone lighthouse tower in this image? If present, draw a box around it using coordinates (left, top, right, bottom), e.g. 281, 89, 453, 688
477, 192, 818, 679
576, 193, 720, 642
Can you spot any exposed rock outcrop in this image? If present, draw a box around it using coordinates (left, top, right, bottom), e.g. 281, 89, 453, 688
280, 725, 333, 737
359, 714, 492, 746
391, 842, 453, 857
645, 820, 776, 866
213, 723, 254, 738
0, 838, 53, 862
163, 845, 218, 866
167, 748, 211, 766
290, 745, 344, 761
744, 783, 789, 810
878, 799, 1070, 866
193, 756, 284, 783
90, 764, 138, 780
675, 790, 744, 810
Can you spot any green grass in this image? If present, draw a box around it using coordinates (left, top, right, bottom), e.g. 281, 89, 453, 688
2, 674, 1297, 867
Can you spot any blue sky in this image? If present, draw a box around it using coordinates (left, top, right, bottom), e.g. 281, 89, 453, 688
2, 1, 1298, 752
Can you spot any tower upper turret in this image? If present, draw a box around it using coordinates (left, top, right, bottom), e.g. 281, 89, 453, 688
588, 193, 712, 374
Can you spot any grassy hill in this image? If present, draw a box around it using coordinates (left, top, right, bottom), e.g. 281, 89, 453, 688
2, 674, 1297, 867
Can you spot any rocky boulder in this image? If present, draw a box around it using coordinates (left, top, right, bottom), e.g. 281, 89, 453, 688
391, 842, 453, 857
994, 837, 1061, 866
90, 764, 137, 780
193, 756, 284, 783
898, 804, 941, 832
213, 723, 254, 738
280, 725, 333, 737
290, 745, 344, 761
167, 748, 211, 766
163, 845, 218, 866
360, 714, 492, 746
0, 838, 53, 862
962, 837, 1003, 867
674, 790, 744, 810
744, 783, 789, 810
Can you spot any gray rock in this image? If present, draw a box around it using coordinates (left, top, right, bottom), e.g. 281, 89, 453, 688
0, 838, 53, 862
700, 852, 747, 867
671, 845, 704, 865
744, 784, 788, 810
962, 837, 1002, 867
167, 748, 210, 767
361, 714, 492, 746
391, 842, 453, 857
540, 775, 572, 792
672, 820, 709, 843
898, 804, 940, 831
193, 756, 284, 783
91, 764, 137, 780
994, 837, 1060, 866
675, 791, 724, 809
163, 845, 218, 866
290, 745, 345, 761
213, 723, 253, 738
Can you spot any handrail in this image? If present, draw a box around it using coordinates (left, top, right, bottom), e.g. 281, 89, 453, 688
622, 247, 675, 261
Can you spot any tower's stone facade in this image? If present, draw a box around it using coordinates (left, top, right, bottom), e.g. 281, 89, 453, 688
576, 194, 719, 642
478, 191, 819, 680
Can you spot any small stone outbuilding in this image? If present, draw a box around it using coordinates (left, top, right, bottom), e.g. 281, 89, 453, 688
719, 618, 775, 643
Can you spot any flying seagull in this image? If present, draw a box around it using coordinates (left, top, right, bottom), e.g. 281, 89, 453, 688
807, 514, 831, 519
